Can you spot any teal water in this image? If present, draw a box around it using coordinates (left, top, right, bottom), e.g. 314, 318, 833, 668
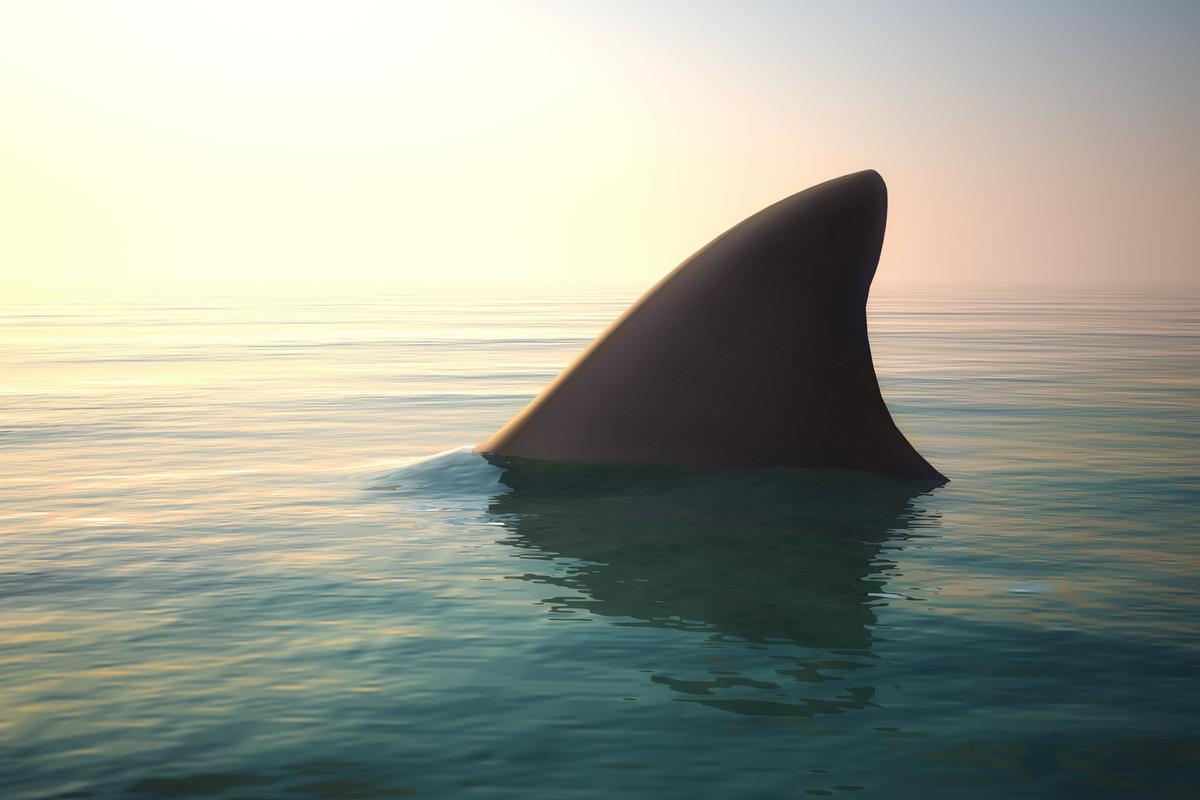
1, 286, 1198, 799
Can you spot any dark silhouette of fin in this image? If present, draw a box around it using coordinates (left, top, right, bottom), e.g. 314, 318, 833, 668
478, 170, 946, 482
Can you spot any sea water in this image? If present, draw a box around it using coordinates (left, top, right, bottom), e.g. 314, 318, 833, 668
1, 286, 1197, 799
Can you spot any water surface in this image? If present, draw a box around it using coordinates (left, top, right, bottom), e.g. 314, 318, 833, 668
1, 286, 1197, 798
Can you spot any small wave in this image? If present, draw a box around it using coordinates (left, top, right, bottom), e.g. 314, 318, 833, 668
368, 446, 507, 499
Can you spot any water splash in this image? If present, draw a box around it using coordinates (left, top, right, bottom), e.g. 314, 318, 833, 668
368, 446, 506, 500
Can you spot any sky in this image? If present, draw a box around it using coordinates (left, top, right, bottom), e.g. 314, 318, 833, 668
2, 0, 1197, 300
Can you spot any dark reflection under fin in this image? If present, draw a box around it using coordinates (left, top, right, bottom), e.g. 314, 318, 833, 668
486, 456, 941, 717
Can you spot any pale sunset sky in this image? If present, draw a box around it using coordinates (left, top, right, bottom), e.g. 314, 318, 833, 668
2, 0, 1197, 300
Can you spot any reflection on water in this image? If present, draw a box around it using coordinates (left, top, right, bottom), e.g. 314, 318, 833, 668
489, 458, 940, 717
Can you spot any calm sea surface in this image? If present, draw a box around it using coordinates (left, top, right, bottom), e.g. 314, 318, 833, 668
1, 286, 1198, 799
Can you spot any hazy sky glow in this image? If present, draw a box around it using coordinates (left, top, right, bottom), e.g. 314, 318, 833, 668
3, 0, 1197, 299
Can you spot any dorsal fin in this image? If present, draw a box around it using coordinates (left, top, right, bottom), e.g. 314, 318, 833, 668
478, 170, 946, 482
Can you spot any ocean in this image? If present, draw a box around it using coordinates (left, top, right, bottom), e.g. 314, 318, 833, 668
2, 285, 1197, 799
